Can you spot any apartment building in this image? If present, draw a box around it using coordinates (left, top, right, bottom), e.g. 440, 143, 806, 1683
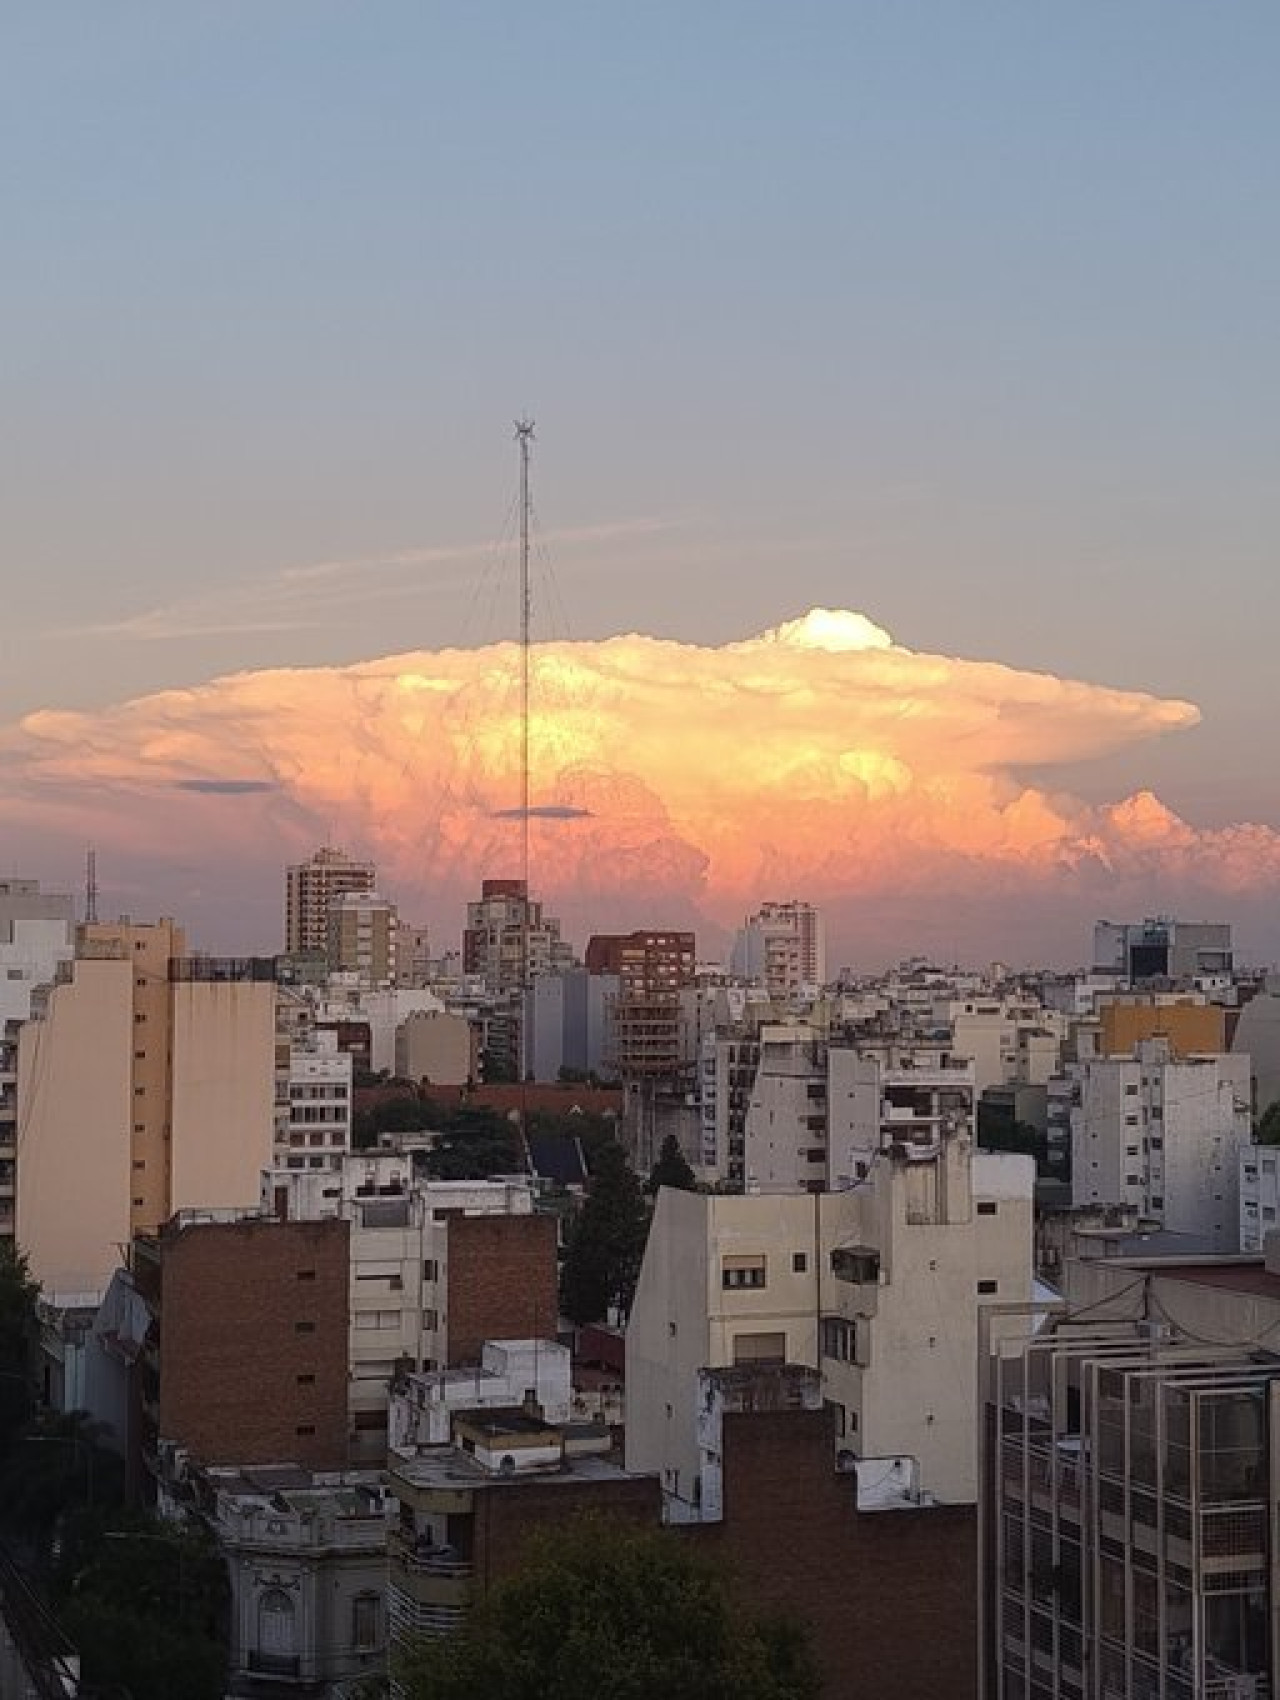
627, 1130, 1034, 1514
985, 1249, 1280, 1700
328, 889, 398, 987
0, 877, 74, 1029
395, 1007, 479, 1088
730, 900, 826, 998
16, 929, 276, 1300
285, 847, 376, 958
132, 1214, 351, 1477
826, 1040, 977, 1189
268, 1158, 557, 1460
1070, 1039, 1251, 1250
462, 879, 575, 994
1094, 917, 1233, 986
277, 1035, 352, 1171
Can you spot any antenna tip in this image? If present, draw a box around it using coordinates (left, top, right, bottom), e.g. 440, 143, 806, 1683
514, 417, 535, 440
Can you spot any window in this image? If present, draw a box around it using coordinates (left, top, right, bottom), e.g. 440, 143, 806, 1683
821, 1317, 856, 1362
793, 1252, 808, 1274
732, 1331, 786, 1364
132, 1159, 146, 1171
295, 1423, 315, 1437
296, 1373, 315, 1386
296, 1269, 316, 1282
722, 1257, 766, 1290
976, 1201, 997, 1216
295, 1320, 315, 1334
977, 1279, 999, 1295
826, 1398, 846, 1438
423, 1308, 438, 1330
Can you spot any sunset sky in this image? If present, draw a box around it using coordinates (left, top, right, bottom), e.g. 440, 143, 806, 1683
2, 5, 1278, 965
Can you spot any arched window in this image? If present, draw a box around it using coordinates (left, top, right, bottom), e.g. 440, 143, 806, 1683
258, 1588, 297, 1658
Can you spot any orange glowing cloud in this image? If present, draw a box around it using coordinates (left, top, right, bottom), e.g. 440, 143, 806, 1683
3, 609, 1276, 960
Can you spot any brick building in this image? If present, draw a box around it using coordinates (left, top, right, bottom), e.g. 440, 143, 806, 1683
444, 1212, 559, 1368
134, 1214, 350, 1475
688, 1366, 978, 1700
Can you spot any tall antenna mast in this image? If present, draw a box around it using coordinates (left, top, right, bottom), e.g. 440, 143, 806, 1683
514, 419, 535, 1152
515, 417, 534, 908
85, 847, 98, 925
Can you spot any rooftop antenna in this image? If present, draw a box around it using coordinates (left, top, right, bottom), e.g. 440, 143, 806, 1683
85, 847, 98, 925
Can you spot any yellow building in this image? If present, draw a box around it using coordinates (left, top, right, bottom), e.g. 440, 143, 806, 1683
1098, 996, 1224, 1059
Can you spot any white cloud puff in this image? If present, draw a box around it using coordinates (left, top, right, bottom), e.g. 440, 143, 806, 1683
2, 610, 1275, 962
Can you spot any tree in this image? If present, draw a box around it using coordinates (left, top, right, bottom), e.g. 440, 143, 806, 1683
397, 1516, 818, 1700
53, 1509, 229, 1700
560, 1141, 650, 1326
648, 1133, 697, 1195
1257, 1102, 1280, 1145
0, 1241, 39, 1454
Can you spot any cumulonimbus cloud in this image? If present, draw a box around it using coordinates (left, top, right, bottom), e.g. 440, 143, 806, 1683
3, 608, 1277, 962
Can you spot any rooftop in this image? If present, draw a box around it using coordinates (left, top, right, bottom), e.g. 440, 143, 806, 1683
390, 1436, 637, 1494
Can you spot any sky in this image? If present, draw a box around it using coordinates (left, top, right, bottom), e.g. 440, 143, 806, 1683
2, 5, 1278, 965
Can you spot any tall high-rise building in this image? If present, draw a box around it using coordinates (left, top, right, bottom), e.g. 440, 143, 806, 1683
327, 890, 398, 987
462, 880, 575, 995
285, 848, 377, 958
730, 901, 826, 997
585, 931, 696, 1080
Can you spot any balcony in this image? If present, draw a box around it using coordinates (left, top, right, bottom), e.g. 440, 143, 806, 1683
390, 1530, 473, 1580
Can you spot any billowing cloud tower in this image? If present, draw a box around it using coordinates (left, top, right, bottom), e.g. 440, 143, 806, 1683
4, 609, 1276, 963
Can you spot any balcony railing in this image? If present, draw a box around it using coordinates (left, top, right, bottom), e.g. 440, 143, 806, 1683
391, 1533, 473, 1579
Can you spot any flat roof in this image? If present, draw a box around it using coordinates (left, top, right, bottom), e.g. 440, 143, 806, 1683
390, 1444, 641, 1493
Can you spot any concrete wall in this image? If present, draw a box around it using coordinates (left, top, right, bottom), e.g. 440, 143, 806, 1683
396, 1009, 475, 1087
169, 980, 276, 1216
17, 957, 134, 1300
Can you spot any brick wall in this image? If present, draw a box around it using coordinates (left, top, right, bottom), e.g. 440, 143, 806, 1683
689, 1406, 978, 1700
159, 1217, 349, 1470
445, 1213, 559, 1367
471, 1474, 660, 1594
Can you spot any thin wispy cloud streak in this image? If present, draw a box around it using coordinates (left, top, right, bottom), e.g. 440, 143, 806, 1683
67, 518, 678, 643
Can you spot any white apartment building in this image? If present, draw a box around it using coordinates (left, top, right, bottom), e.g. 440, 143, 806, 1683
0, 879, 75, 1030
730, 900, 826, 998
740, 1023, 828, 1192
285, 847, 376, 958
389, 1338, 573, 1448
627, 1132, 1034, 1515
1238, 1142, 1280, 1251
277, 1035, 352, 1171
827, 1042, 976, 1189
1070, 1038, 1251, 1250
